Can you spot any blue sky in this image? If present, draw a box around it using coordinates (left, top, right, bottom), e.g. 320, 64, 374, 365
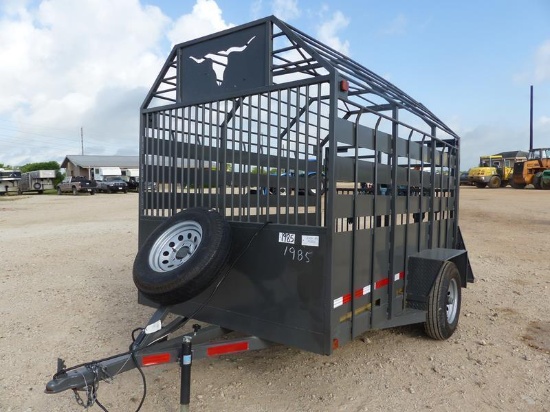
0, 0, 549, 169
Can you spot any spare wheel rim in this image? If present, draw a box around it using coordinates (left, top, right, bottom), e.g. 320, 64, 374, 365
149, 221, 203, 272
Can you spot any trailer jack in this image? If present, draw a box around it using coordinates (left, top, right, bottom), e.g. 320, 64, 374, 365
45, 306, 274, 410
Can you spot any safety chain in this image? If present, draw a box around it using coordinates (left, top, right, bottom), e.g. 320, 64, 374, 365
71, 362, 114, 409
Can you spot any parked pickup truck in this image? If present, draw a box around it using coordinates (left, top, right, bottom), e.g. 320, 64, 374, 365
56, 176, 97, 195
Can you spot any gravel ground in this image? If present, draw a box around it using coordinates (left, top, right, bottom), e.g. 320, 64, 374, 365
0, 187, 549, 412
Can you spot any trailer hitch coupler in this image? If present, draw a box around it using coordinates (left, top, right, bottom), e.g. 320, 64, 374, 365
180, 336, 192, 411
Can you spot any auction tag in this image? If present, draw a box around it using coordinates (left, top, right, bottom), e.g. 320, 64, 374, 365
278, 232, 295, 244
302, 235, 319, 247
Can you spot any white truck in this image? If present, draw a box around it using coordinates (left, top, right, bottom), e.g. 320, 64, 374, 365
18, 170, 56, 194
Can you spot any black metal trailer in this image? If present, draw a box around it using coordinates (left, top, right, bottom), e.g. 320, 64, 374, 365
46, 16, 474, 410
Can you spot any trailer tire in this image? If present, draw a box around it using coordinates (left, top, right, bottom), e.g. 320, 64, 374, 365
133, 208, 231, 305
33, 182, 42, 190
424, 261, 461, 340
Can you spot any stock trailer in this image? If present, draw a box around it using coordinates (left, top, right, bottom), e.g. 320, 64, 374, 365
46, 16, 474, 410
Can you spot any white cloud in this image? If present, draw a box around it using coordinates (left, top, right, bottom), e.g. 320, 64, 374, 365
534, 39, 550, 82
0, 0, 244, 166
316, 10, 350, 55
272, 0, 300, 21
0, 0, 169, 120
167, 0, 233, 46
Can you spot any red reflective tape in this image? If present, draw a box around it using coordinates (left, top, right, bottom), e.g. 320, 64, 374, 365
398, 271, 405, 280
354, 289, 363, 298
207, 341, 249, 357
141, 353, 171, 366
342, 293, 352, 304
375, 278, 389, 289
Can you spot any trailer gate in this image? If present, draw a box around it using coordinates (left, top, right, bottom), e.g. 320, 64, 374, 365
137, 16, 469, 356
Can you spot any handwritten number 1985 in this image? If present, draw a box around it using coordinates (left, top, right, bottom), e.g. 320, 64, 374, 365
284, 246, 311, 263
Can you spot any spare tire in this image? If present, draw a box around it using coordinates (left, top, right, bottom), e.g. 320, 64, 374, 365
133, 208, 231, 305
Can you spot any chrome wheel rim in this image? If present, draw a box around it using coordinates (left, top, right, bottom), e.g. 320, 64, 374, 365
446, 278, 459, 323
149, 221, 203, 272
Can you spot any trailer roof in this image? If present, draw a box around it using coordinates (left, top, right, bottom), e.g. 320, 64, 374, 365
142, 15, 457, 139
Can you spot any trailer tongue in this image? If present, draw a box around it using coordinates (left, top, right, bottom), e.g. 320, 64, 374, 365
46, 15, 473, 410
46, 306, 274, 409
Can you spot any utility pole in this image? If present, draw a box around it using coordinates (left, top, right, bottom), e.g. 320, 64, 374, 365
81, 127, 84, 155
529, 86, 533, 152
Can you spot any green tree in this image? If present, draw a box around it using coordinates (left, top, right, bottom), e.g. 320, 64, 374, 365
20, 161, 61, 173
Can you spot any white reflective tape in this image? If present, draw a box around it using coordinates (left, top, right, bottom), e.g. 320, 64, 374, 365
394, 273, 400, 281
333, 296, 343, 308
363, 285, 371, 295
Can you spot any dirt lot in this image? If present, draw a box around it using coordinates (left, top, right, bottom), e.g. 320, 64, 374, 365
1, 187, 549, 412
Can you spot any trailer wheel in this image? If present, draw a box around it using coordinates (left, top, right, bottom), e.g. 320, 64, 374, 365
133, 208, 231, 305
424, 261, 461, 340
33, 182, 42, 190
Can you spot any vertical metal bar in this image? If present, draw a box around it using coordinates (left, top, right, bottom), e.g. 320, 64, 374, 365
249, 97, 255, 220
266, 93, 272, 222
170, 110, 176, 215
304, 84, 310, 225
388, 106, 399, 317
294, 87, 300, 225
315, 84, 322, 226
369, 115, 382, 326
218, 101, 222, 212
285, 88, 291, 224
161, 112, 166, 216
276, 90, 282, 224
238, 99, 245, 222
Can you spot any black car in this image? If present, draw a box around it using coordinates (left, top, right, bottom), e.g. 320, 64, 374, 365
96, 176, 128, 193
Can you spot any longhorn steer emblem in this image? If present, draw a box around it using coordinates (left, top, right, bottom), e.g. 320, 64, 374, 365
189, 36, 256, 86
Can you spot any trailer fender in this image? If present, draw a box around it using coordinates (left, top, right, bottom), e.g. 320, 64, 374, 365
406, 248, 471, 310
133, 208, 232, 305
